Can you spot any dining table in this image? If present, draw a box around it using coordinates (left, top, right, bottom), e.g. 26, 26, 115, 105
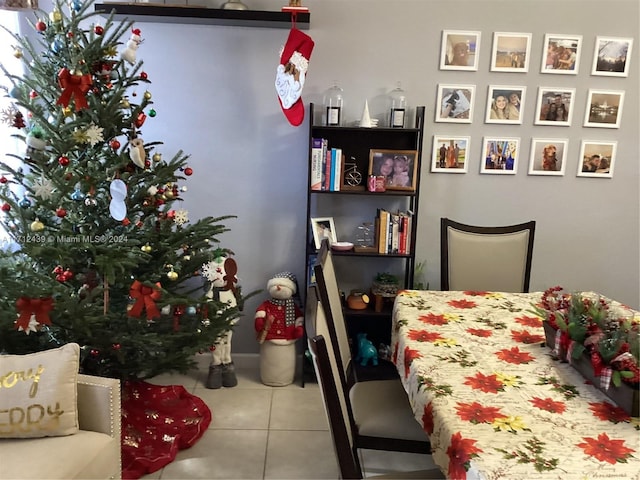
391, 290, 640, 480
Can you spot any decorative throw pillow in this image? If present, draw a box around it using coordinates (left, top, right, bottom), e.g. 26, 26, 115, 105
0, 343, 80, 438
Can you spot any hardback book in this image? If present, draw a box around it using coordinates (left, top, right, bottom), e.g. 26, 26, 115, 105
310, 138, 323, 191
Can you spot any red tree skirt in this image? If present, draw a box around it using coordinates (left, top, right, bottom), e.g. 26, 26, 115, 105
121, 381, 212, 480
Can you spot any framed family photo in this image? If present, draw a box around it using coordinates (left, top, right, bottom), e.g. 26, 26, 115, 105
368, 149, 418, 191
435, 84, 475, 123
591, 36, 633, 77
310, 217, 337, 249
431, 136, 470, 173
534, 87, 575, 126
528, 138, 568, 176
440, 30, 481, 71
541, 33, 583, 74
490, 32, 532, 72
481, 137, 520, 175
583, 89, 625, 129
485, 85, 526, 124
577, 140, 617, 178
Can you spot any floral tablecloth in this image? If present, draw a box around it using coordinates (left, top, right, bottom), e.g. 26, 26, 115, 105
391, 290, 640, 480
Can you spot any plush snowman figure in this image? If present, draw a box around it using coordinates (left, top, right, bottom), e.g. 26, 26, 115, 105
121, 29, 142, 65
205, 256, 240, 389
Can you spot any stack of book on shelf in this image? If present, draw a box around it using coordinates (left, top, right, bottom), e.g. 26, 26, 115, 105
376, 209, 412, 254
310, 137, 344, 191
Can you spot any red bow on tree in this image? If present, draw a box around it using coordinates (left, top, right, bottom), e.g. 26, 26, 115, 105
15, 296, 54, 331
128, 280, 162, 320
56, 68, 92, 111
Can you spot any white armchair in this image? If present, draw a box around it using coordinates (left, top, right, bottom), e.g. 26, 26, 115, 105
0, 374, 122, 480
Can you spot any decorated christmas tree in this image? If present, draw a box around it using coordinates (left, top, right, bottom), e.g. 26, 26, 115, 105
0, 0, 240, 380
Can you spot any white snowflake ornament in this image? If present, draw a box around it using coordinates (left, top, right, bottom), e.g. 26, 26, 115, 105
1, 104, 19, 126
33, 177, 55, 200
85, 124, 104, 146
173, 209, 189, 225
201, 261, 218, 282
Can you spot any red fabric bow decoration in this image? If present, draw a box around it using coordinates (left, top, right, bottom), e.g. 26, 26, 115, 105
56, 68, 92, 111
15, 296, 54, 330
128, 280, 162, 320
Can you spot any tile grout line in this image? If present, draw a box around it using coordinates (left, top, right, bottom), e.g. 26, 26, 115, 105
262, 388, 275, 479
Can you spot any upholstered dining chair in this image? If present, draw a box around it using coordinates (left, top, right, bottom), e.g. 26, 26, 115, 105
305, 286, 441, 479
313, 239, 399, 387
305, 284, 431, 455
440, 217, 536, 293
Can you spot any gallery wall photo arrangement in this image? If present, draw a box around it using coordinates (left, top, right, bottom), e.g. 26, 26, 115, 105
490, 32, 532, 72
485, 85, 526, 124
541, 33, 583, 74
534, 87, 575, 126
431, 135, 470, 173
310, 217, 337, 249
481, 137, 520, 175
528, 138, 568, 176
583, 89, 625, 128
577, 140, 617, 178
591, 36, 634, 77
368, 149, 419, 192
440, 30, 481, 71
436, 84, 475, 123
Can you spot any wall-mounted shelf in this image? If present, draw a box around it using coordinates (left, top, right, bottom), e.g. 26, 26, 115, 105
94, 3, 310, 29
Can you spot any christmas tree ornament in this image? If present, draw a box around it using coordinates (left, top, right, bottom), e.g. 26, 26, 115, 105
128, 280, 162, 320
141, 243, 152, 253
134, 112, 147, 127
71, 187, 85, 201
12, 111, 25, 128
62, 106, 73, 117
120, 98, 130, 109
18, 195, 31, 208
109, 179, 127, 221
2, 203, 11, 212
15, 296, 54, 333
51, 37, 65, 54
120, 29, 142, 65
29, 90, 38, 99
49, 9, 62, 23
184, 167, 193, 176
140, 71, 148, 80
148, 109, 156, 117
109, 139, 121, 150
56, 207, 67, 218
30, 219, 45, 231
143, 91, 152, 100
152, 153, 162, 162
0, 176, 7, 183
167, 269, 179, 281
94, 25, 104, 35
26, 132, 47, 157
35, 20, 46, 32
128, 137, 146, 168
58, 155, 70, 166
56, 68, 92, 112
275, 28, 315, 127
13, 48, 23, 59
71, 0, 82, 12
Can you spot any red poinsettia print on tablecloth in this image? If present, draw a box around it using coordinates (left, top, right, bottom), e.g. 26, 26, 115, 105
576, 432, 635, 464
495, 346, 535, 364
510, 329, 545, 344
589, 401, 631, 423
529, 396, 567, 414
447, 431, 483, 479
514, 315, 543, 328
455, 401, 507, 424
403, 346, 422, 378
464, 372, 505, 393
466, 328, 492, 337
422, 401, 434, 434
448, 299, 477, 309
408, 329, 443, 342
418, 312, 448, 325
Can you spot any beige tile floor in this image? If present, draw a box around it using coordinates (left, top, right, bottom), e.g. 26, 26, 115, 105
142, 353, 442, 479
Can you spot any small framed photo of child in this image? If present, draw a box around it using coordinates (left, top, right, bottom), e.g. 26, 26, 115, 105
368, 149, 418, 191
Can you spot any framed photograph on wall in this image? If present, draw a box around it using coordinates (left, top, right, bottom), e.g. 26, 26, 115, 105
435, 84, 475, 123
368, 149, 418, 191
481, 137, 520, 174
577, 140, 617, 178
583, 89, 625, 128
310, 217, 337, 249
431, 135, 470, 173
490, 32, 532, 72
440, 30, 481, 71
591, 36, 633, 77
528, 138, 568, 176
485, 85, 526, 124
534, 87, 575, 126
541, 33, 583, 74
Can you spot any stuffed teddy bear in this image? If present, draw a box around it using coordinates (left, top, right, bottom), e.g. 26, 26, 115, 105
255, 271, 303, 344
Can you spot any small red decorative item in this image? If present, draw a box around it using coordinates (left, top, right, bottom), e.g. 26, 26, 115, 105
56, 207, 67, 217
56, 68, 93, 112
29, 90, 38, 99
184, 167, 193, 176
94, 25, 104, 35
15, 296, 54, 331
134, 112, 147, 128
0, 176, 7, 183
12, 112, 25, 128
1, 203, 10, 212
128, 280, 162, 320
140, 71, 148, 80
110, 139, 121, 150
58, 155, 70, 166
35, 21, 46, 32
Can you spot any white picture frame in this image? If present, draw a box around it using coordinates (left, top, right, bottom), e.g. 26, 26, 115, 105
310, 217, 337, 249
481, 137, 520, 175
577, 140, 617, 179
490, 32, 532, 72
541, 33, 583, 74
440, 30, 481, 71
528, 138, 568, 176
431, 136, 470, 173
485, 85, 526, 124
534, 87, 575, 126
591, 36, 633, 77
583, 89, 625, 129
435, 84, 475, 124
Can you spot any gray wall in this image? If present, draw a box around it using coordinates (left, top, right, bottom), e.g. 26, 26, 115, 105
17, 0, 640, 354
